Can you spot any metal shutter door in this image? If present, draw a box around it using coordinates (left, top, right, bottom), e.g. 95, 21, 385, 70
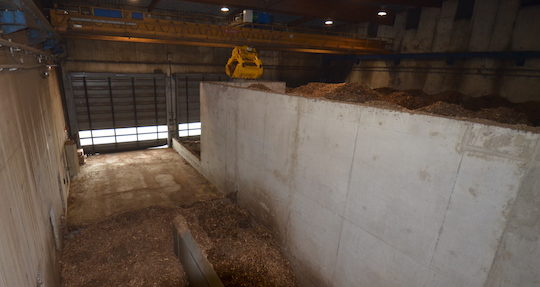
70, 72, 167, 153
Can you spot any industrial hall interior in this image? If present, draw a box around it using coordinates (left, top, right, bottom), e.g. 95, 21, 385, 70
1, 0, 540, 286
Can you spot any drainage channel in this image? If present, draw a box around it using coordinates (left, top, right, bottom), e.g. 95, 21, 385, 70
173, 215, 225, 287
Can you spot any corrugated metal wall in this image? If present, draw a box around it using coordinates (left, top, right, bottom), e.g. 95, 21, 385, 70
71, 73, 167, 129
68, 72, 168, 153
65, 72, 228, 153
175, 73, 227, 136
175, 73, 225, 124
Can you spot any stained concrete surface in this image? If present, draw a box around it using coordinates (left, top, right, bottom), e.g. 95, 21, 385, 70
0, 68, 68, 287
200, 82, 540, 287
68, 148, 221, 226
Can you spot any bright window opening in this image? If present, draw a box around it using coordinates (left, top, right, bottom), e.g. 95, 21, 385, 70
178, 122, 201, 137
79, 125, 168, 146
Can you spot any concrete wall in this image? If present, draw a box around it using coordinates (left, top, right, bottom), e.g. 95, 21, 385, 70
227, 80, 286, 93
63, 39, 322, 87
172, 138, 202, 175
199, 82, 540, 287
0, 68, 69, 286
348, 0, 540, 102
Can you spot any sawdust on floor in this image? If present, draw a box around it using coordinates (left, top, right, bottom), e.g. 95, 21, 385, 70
60, 207, 187, 287
62, 200, 297, 287
180, 199, 298, 287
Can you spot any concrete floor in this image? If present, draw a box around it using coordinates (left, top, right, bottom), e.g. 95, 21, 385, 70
67, 148, 221, 226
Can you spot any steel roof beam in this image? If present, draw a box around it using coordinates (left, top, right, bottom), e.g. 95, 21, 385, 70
50, 9, 391, 55
175, 0, 440, 23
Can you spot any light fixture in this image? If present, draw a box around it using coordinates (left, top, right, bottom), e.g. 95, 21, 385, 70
324, 20, 333, 25
220, 6, 230, 12
378, 10, 388, 16
73, 24, 83, 28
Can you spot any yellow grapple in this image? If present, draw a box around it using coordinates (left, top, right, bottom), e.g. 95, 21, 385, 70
225, 46, 263, 79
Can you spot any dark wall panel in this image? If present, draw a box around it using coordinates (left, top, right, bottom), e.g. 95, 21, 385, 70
69, 72, 167, 153
175, 73, 227, 124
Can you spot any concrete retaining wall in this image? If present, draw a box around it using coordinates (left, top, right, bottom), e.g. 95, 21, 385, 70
226, 81, 286, 93
199, 82, 540, 287
0, 69, 69, 287
172, 138, 202, 175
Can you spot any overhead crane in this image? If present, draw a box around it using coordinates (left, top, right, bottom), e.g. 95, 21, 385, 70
49, 7, 390, 55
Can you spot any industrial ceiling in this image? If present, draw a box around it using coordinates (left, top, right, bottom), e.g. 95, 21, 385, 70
37, 0, 445, 55
50, 0, 443, 27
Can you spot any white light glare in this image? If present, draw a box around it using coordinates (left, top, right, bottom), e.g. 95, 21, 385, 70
221, 7, 230, 12
324, 20, 333, 25
378, 11, 388, 16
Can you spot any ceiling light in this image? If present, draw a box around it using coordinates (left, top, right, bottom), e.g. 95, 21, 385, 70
73, 24, 83, 28
221, 6, 230, 12
378, 10, 387, 16
324, 20, 333, 25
